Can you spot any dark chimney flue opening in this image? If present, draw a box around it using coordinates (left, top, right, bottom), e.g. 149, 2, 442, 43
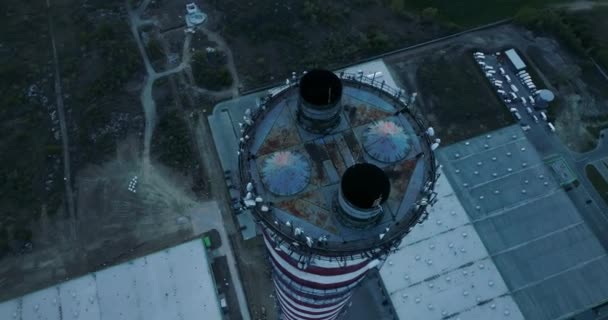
299, 69, 343, 107
341, 163, 390, 209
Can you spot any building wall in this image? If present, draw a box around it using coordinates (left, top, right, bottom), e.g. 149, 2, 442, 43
262, 229, 380, 320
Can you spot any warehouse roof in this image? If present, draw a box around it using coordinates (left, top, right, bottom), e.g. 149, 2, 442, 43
0, 239, 222, 320
505, 49, 526, 71
437, 125, 608, 320
380, 169, 524, 319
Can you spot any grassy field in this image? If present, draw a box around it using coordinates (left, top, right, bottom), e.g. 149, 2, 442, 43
0, 0, 63, 252
191, 51, 233, 90
398, 0, 569, 26
520, 6, 608, 152
151, 109, 197, 175
414, 51, 515, 144
0, 0, 144, 255
206, 0, 452, 89
586, 164, 608, 206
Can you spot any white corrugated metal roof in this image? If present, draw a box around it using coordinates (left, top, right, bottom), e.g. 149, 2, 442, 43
0, 239, 222, 320
505, 49, 526, 71
380, 170, 525, 320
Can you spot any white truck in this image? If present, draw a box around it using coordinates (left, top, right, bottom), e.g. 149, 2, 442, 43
511, 84, 519, 92
547, 122, 556, 132
540, 111, 547, 121
514, 112, 522, 120
505, 75, 512, 83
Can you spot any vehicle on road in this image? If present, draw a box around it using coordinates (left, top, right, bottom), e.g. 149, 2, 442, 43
514, 111, 522, 120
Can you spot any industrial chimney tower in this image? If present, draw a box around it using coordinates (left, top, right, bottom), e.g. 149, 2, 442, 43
237, 69, 438, 320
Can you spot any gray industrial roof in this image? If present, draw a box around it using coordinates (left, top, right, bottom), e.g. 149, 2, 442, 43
505, 49, 526, 71
380, 169, 525, 320
0, 239, 222, 320
437, 125, 608, 320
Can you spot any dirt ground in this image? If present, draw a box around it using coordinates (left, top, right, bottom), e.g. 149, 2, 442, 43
524, 37, 608, 152
0, 0, 64, 253
0, 0, 146, 254
200, 0, 451, 90
0, 139, 206, 301
384, 24, 608, 149
386, 45, 513, 144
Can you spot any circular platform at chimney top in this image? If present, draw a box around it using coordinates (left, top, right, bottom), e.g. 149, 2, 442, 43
238, 71, 437, 255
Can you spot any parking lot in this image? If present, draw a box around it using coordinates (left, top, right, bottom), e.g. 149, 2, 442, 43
474, 50, 554, 134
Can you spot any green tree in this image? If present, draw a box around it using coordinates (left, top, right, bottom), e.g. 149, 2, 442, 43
147, 38, 164, 62
595, 48, 608, 70
421, 7, 439, 22
14, 227, 32, 242
390, 0, 404, 13
0, 227, 8, 253
514, 7, 539, 26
